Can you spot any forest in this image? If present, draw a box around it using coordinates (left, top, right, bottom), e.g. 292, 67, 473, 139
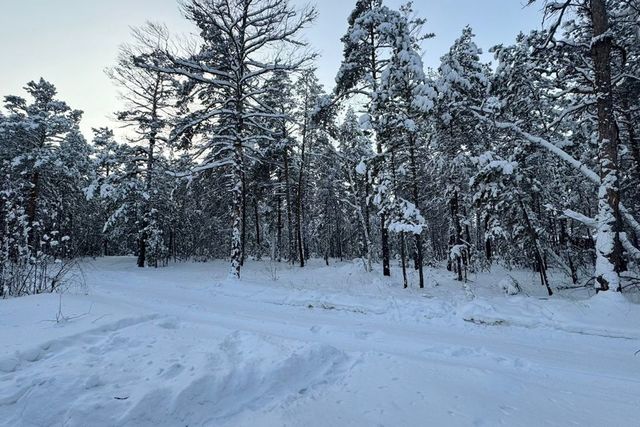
3, 1, 640, 426
1, 0, 640, 298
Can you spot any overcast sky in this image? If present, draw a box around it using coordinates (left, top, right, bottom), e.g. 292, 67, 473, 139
1, 0, 544, 137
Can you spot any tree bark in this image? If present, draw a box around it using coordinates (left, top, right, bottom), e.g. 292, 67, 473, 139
283, 146, 295, 264
348, 167, 373, 272
400, 233, 408, 288
229, 142, 244, 278
296, 126, 307, 267
590, 0, 625, 291
276, 188, 282, 262
137, 74, 160, 268
26, 171, 40, 252
450, 189, 464, 282
408, 137, 425, 288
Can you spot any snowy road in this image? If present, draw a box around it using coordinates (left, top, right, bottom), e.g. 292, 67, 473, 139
1, 258, 639, 426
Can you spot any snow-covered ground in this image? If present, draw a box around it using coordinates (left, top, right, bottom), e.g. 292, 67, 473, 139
1, 257, 639, 426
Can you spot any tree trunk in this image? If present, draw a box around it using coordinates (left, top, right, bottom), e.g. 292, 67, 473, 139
138, 74, 161, 268
348, 167, 373, 272
368, 19, 390, 277
381, 219, 391, 276
450, 189, 463, 282
590, 0, 625, 291
559, 219, 578, 284
229, 6, 249, 279
483, 214, 493, 261
295, 190, 305, 267
254, 197, 261, 247
276, 189, 282, 262
408, 138, 425, 288
334, 201, 344, 261
296, 130, 307, 268
400, 233, 408, 288
229, 142, 244, 279
283, 146, 295, 264
26, 171, 40, 251
520, 200, 553, 296
240, 172, 247, 267
137, 236, 146, 268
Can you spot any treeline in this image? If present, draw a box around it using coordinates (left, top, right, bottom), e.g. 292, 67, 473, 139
1, 0, 639, 297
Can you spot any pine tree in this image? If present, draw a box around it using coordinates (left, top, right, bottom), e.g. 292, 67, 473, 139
107, 38, 176, 267
338, 108, 375, 272
432, 26, 491, 282
371, 4, 433, 287
293, 69, 325, 267
335, 0, 399, 277
0, 79, 86, 296
135, 0, 316, 278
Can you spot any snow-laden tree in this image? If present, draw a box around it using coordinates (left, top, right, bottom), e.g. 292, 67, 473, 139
0, 79, 88, 296
369, 5, 434, 287
473, 0, 640, 292
87, 126, 174, 267
134, 0, 316, 278
334, 0, 434, 282
430, 26, 492, 282
258, 70, 298, 264
293, 69, 326, 267
102, 40, 178, 267
307, 131, 349, 265
480, 30, 597, 288
334, 0, 399, 277
338, 108, 375, 272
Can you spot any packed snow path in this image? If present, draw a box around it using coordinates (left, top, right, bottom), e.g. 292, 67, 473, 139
1, 258, 639, 426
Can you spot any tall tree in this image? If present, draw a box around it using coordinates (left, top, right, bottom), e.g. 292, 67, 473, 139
335, 0, 395, 277
135, 0, 316, 278
589, 0, 625, 291
293, 69, 325, 267
108, 40, 176, 267
0, 79, 88, 296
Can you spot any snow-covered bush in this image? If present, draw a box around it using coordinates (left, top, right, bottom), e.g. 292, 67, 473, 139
498, 277, 522, 296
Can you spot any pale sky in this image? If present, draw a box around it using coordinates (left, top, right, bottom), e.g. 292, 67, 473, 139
1, 0, 544, 137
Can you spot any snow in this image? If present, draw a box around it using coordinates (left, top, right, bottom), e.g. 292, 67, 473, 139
497, 277, 521, 295
1, 257, 639, 426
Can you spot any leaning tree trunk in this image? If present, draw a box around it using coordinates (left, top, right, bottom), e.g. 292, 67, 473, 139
519, 199, 553, 296
590, 0, 625, 292
559, 219, 578, 284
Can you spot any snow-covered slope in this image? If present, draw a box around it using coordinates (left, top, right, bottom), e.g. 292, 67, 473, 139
1, 258, 639, 426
